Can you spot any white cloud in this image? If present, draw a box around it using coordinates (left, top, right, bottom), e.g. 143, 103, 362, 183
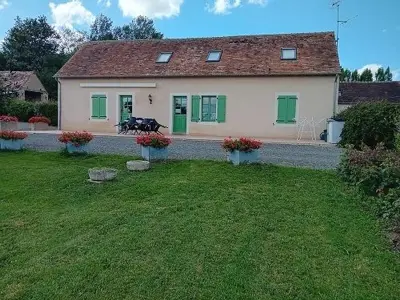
358, 64, 382, 79
49, 0, 95, 29
0, 0, 9, 10
393, 69, 400, 81
207, 0, 267, 14
98, 0, 111, 8
118, 0, 184, 19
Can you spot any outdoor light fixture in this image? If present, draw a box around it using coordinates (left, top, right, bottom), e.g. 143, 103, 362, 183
148, 94, 153, 104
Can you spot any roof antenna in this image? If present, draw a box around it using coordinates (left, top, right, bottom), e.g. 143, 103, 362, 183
331, 0, 357, 51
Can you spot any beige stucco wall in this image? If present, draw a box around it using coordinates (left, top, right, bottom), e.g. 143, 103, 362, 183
26, 74, 49, 102
59, 76, 336, 139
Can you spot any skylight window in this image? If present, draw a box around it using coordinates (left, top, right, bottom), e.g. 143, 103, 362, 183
207, 50, 222, 62
156, 52, 173, 63
281, 48, 297, 60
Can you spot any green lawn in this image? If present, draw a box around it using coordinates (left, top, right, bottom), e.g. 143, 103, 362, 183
0, 152, 399, 300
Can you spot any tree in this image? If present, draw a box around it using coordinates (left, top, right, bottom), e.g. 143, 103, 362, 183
89, 14, 115, 41
340, 67, 351, 82
0, 51, 6, 71
58, 27, 87, 54
2, 16, 59, 71
351, 70, 359, 82
384, 67, 393, 81
359, 68, 373, 82
114, 16, 163, 40
375, 67, 386, 81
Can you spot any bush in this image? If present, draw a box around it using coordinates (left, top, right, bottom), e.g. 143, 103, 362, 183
35, 101, 58, 126
396, 134, 400, 151
338, 102, 400, 149
7, 99, 35, 122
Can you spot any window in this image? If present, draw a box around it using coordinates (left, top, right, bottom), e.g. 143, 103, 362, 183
191, 95, 226, 123
201, 96, 218, 121
277, 95, 297, 124
156, 52, 173, 63
281, 48, 297, 60
207, 50, 222, 62
91, 94, 107, 120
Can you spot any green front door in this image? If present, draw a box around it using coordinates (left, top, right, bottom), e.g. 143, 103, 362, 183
120, 95, 133, 122
173, 96, 187, 134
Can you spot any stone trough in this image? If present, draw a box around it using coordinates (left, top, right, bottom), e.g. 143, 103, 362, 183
88, 168, 118, 183
126, 160, 150, 171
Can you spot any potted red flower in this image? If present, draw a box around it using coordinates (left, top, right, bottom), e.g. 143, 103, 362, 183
222, 137, 262, 165
136, 134, 171, 161
28, 116, 51, 131
0, 130, 28, 150
0, 115, 18, 131
58, 131, 94, 154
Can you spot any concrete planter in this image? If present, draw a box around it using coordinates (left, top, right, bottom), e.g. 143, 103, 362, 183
0, 139, 24, 150
327, 119, 345, 144
66, 142, 88, 154
141, 146, 168, 161
127, 160, 150, 171
29, 122, 49, 131
0, 121, 18, 131
88, 168, 117, 182
228, 149, 260, 165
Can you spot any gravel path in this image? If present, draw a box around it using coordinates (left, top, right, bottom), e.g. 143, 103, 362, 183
24, 133, 342, 169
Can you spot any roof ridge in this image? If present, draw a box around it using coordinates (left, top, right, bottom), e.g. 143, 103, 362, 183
342, 81, 400, 84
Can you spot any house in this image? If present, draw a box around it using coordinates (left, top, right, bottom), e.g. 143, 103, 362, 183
0, 71, 48, 102
338, 81, 400, 112
55, 32, 340, 138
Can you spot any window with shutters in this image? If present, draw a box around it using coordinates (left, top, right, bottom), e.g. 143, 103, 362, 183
191, 95, 226, 123
91, 94, 107, 120
201, 96, 218, 122
276, 95, 297, 124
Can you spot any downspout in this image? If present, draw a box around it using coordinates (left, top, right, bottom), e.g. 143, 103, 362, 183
333, 74, 339, 116
57, 78, 62, 130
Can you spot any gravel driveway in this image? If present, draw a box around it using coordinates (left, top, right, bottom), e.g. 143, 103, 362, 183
24, 133, 342, 169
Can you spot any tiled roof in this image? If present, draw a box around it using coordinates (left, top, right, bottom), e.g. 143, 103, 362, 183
0, 71, 34, 91
339, 82, 400, 105
56, 32, 340, 78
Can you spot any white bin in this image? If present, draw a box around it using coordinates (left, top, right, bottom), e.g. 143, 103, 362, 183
327, 119, 345, 144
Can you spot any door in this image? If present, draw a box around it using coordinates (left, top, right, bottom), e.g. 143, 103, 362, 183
173, 96, 187, 134
120, 95, 133, 123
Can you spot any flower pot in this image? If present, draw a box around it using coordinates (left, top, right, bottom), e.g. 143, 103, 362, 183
228, 149, 260, 165
0, 139, 24, 150
88, 168, 117, 182
66, 142, 88, 154
141, 146, 168, 161
29, 122, 49, 131
0, 121, 18, 131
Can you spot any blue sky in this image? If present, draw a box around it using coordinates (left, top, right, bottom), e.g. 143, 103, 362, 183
0, 0, 399, 79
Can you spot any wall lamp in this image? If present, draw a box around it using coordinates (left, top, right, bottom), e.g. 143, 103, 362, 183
148, 94, 153, 104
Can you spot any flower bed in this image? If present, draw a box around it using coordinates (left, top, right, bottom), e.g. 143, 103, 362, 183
137, 134, 171, 161
0, 115, 18, 131
58, 131, 94, 154
28, 116, 51, 131
222, 137, 262, 165
0, 130, 28, 150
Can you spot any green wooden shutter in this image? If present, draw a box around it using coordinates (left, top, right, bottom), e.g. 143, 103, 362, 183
217, 95, 226, 123
91, 96, 99, 118
191, 95, 200, 122
277, 97, 287, 123
286, 96, 297, 123
99, 96, 107, 119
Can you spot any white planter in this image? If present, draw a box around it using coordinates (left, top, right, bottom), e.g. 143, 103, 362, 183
327, 119, 345, 144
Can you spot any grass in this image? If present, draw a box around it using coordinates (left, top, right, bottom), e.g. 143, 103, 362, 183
0, 151, 399, 300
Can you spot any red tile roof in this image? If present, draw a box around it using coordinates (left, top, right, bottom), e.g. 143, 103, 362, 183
56, 32, 340, 78
339, 82, 400, 105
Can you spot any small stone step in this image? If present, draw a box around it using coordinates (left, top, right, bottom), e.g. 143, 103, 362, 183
127, 160, 150, 171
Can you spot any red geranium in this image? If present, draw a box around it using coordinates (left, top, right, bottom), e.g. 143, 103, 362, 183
58, 131, 94, 146
0, 130, 28, 140
28, 116, 51, 124
136, 134, 171, 149
0, 115, 18, 122
222, 137, 262, 152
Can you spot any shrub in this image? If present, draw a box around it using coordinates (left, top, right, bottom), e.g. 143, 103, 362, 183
28, 116, 51, 124
7, 99, 35, 122
35, 102, 57, 126
395, 134, 400, 151
222, 137, 262, 152
0, 130, 28, 140
136, 134, 171, 149
0, 115, 18, 122
58, 131, 94, 146
338, 102, 400, 149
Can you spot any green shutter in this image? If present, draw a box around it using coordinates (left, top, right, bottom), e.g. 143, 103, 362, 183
286, 96, 297, 123
277, 97, 287, 123
91, 96, 100, 118
217, 95, 226, 123
99, 96, 107, 119
191, 95, 200, 122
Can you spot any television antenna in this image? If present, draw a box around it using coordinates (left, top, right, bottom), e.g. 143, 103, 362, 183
331, 0, 357, 50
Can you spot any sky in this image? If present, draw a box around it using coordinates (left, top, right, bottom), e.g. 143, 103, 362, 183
0, 0, 399, 79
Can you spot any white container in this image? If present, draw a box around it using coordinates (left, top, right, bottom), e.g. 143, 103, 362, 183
327, 119, 345, 144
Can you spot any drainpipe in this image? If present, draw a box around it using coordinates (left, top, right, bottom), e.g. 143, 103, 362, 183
333, 74, 339, 116
57, 78, 62, 130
